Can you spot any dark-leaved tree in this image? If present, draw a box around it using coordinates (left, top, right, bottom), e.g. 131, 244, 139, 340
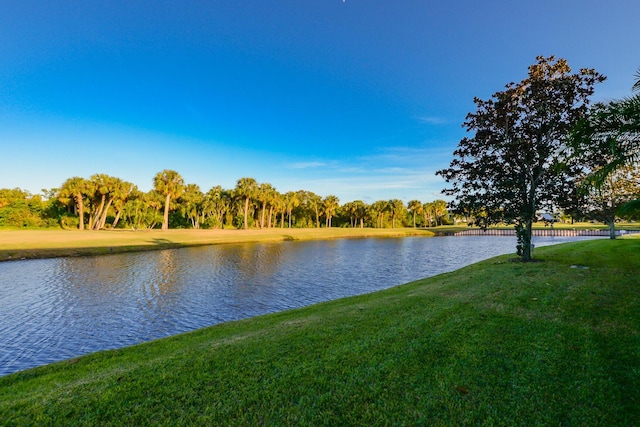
437, 56, 605, 261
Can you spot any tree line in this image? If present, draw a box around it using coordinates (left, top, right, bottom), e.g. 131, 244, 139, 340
0, 172, 451, 231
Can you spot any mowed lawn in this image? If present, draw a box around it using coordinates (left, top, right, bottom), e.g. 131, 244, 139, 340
0, 238, 638, 425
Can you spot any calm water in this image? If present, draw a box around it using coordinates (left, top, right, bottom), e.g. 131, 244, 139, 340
0, 235, 598, 376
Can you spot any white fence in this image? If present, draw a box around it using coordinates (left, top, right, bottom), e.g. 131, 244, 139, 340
454, 229, 640, 237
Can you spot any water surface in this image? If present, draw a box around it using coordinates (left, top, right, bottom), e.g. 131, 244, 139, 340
0, 235, 597, 376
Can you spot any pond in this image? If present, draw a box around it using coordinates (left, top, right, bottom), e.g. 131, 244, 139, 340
0, 235, 599, 376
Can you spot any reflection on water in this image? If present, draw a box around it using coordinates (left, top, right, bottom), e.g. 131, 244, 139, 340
0, 235, 598, 376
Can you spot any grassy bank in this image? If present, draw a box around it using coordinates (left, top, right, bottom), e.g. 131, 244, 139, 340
0, 228, 435, 262
1, 239, 638, 425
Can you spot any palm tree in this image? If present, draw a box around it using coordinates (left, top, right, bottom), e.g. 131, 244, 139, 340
343, 201, 357, 227
58, 177, 90, 230
181, 184, 204, 229
388, 199, 405, 228
234, 177, 258, 230
322, 195, 340, 227
256, 183, 275, 229
111, 180, 136, 229
90, 174, 128, 230
268, 191, 282, 228
407, 200, 423, 228
566, 69, 640, 229
571, 67, 640, 187
306, 191, 322, 228
422, 202, 435, 227
353, 200, 367, 228
284, 191, 299, 228
153, 170, 185, 231
202, 185, 231, 229
371, 200, 389, 228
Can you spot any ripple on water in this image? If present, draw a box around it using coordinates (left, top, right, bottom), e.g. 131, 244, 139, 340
0, 235, 601, 376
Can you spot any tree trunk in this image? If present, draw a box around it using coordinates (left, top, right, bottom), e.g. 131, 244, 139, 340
93, 195, 106, 230
162, 193, 171, 231
75, 193, 85, 231
97, 198, 113, 230
260, 202, 266, 229
112, 209, 122, 229
243, 197, 250, 230
519, 220, 534, 262
607, 220, 617, 240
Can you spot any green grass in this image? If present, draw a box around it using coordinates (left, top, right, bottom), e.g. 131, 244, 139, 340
1, 239, 639, 425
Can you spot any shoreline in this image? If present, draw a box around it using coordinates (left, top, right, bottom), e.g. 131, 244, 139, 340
2, 225, 637, 262
0, 228, 440, 262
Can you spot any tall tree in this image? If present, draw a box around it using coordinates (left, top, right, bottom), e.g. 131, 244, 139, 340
353, 200, 367, 228
153, 170, 185, 231
110, 180, 136, 229
343, 201, 358, 228
388, 199, 405, 228
283, 191, 299, 228
570, 67, 640, 186
582, 165, 640, 239
180, 184, 204, 229
568, 67, 640, 225
371, 200, 389, 228
234, 177, 258, 230
437, 56, 604, 261
256, 183, 275, 229
90, 174, 129, 230
269, 191, 283, 229
89, 174, 111, 230
322, 195, 340, 228
202, 185, 231, 229
407, 200, 423, 228
422, 202, 435, 227
305, 191, 322, 228
58, 177, 90, 230
432, 199, 448, 226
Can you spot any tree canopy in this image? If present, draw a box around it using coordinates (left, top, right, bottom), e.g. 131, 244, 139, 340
437, 56, 605, 261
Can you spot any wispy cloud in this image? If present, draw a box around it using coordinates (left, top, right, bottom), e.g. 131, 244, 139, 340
418, 116, 448, 125
287, 161, 327, 169
358, 145, 454, 166
271, 146, 452, 202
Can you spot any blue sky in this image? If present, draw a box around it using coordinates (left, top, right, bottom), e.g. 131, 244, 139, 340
1, 1, 639, 204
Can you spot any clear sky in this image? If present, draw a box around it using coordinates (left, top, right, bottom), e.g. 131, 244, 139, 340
1, 1, 639, 204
